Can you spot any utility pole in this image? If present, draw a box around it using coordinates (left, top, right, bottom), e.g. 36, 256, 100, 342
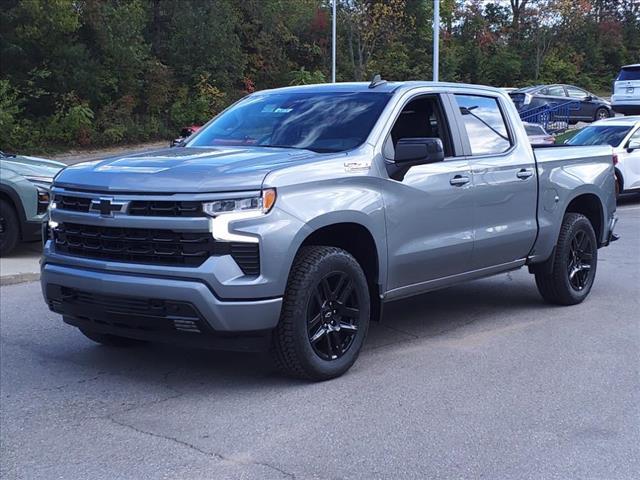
332, 0, 337, 83
433, 0, 440, 82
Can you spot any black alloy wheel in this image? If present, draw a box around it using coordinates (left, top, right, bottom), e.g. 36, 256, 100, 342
567, 230, 594, 291
307, 271, 360, 361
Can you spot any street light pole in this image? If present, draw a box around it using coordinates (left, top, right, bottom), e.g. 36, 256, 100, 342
433, 0, 440, 82
332, 0, 337, 83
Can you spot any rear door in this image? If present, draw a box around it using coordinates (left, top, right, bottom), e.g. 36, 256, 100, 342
453, 93, 538, 269
540, 85, 568, 107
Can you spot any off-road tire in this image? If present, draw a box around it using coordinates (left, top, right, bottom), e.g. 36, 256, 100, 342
79, 328, 146, 347
535, 213, 598, 305
272, 246, 370, 381
0, 199, 20, 256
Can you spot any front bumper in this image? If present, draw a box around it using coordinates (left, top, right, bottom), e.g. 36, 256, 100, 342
42, 263, 282, 335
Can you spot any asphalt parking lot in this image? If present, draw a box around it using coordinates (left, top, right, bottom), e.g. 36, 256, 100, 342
1, 196, 639, 480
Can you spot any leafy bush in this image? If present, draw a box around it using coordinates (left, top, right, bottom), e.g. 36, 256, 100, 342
0, 80, 26, 150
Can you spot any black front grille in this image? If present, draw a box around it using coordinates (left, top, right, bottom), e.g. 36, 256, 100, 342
47, 285, 207, 334
55, 195, 204, 217
129, 200, 203, 217
57, 195, 91, 212
52, 222, 260, 274
54, 223, 215, 267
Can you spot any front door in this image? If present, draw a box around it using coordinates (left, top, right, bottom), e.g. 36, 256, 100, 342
381, 94, 475, 295
566, 86, 596, 121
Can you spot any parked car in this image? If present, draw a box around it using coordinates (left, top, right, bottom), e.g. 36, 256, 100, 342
510, 84, 613, 123
42, 81, 617, 380
0, 151, 65, 255
611, 64, 640, 116
170, 125, 201, 147
566, 116, 640, 196
523, 122, 555, 145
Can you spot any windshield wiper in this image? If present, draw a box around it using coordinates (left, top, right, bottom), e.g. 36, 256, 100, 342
258, 144, 307, 150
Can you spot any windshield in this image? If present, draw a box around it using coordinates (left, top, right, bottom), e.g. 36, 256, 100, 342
188, 91, 392, 153
566, 125, 631, 147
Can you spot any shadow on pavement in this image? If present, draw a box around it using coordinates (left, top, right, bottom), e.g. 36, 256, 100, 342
59, 271, 549, 389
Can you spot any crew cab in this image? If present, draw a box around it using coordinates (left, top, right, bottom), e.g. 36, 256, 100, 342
42, 81, 618, 380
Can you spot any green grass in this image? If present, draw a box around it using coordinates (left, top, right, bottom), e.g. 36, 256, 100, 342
554, 128, 582, 144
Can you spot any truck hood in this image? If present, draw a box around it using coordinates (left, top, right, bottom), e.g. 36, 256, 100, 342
54, 146, 322, 193
1, 155, 65, 179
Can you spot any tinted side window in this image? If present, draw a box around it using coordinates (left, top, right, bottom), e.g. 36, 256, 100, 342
546, 86, 566, 96
455, 94, 511, 155
567, 87, 588, 99
524, 124, 544, 135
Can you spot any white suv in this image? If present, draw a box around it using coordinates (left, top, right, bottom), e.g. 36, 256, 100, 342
612, 64, 640, 115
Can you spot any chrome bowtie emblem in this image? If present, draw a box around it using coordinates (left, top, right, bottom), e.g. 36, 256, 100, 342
90, 198, 126, 217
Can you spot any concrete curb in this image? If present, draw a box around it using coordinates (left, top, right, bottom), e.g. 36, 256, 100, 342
1, 273, 41, 286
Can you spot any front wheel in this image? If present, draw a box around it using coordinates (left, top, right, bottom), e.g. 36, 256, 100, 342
272, 246, 370, 381
535, 213, 598, 305
595, 107, 610, 121
0, 199, 20, 256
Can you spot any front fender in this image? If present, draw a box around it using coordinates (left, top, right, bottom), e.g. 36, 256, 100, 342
275, 179, 388, 293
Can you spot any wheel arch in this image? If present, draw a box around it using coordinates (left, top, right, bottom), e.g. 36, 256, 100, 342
293, 218, 386, 321
564, 192, 605, 245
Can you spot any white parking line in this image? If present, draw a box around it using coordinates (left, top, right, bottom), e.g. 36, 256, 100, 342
617, 205, 640, 211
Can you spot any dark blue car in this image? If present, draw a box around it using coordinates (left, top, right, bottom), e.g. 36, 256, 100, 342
510, 84, 613, 124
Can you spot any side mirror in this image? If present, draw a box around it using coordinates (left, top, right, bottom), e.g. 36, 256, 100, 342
387, 137, 444, 181
395, 137, 444, 164
585, 95, 593, 101
627, 140, 640, 152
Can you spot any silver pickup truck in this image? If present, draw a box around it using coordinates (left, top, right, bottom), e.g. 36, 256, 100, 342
42, 81, 618, 380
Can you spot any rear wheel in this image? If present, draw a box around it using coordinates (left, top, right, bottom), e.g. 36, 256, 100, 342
79, 328, 146, 347
535, 213, 598, 305
0, 199, 20, 256
272, 246, 370, 381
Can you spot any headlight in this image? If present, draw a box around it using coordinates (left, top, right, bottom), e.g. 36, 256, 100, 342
35, 185, 51, 215
204, 189, 276, 244
202, 189, 276, 217
25, 175, 54, 184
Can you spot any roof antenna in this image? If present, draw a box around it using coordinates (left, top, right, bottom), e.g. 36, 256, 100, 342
368, 74, 387, 89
